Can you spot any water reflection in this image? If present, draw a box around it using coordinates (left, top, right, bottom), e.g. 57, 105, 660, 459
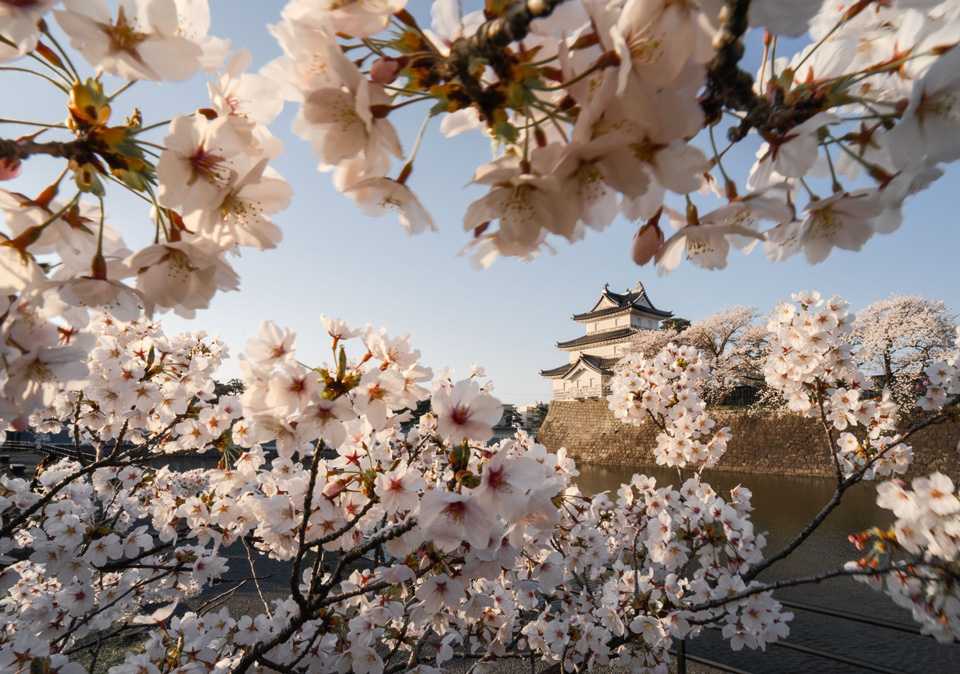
575, 464, 958, 673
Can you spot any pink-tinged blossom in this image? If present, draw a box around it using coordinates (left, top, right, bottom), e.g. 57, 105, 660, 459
471, 448, 542, 522
374, 461, 425, 514
415, 573, 465, 614
0, 0, 57, 58
913, 473, 960, 516
247, 320, 297, 366
764, 191, 883, 264
605, 0, 715, 91
747, 114, 838, 191
889, 44, 960, 166
186, 158, 292, 251
261, 14, 342, 100
343, 177, 436, 235
419, 489, 495, 551
299, 397, 352, 449
0, 242, 44, 295
156, 114, 253, 215
321, 314, 362, 341
265, 364, 320, 416
126, 239, 240, 316
655, 206, 764, 275
54, 0, 207, 82
209, 48, 284, 125
431, 379, 502, 444
463, 148, 576, 257
363, 327, 420, 370
351, 369, 406, 430
297, 43, 402, 173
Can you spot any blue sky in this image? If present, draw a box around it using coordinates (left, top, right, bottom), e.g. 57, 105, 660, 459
3, 0, 959, 406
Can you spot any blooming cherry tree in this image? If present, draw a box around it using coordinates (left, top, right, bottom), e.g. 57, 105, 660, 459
2, 2, 960, 673
4, 0, 960, 430
853, 294, 958, 408
0, 294, 955, 674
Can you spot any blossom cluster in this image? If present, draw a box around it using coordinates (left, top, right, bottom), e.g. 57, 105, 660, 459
918, 325, 960, 414
0, 1, 293, 435
524, 472, 792, 671
262, 0, 960, 271
764, 291, 912, 480
850, 472, 960, 642
608, 343, 731, 469
1, 295, 959, 673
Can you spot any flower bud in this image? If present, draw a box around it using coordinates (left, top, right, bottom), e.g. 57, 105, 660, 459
370, 57, 407, 85
322, 479, 347, 500
631, 218, 663, 266
0, 158, 21, 181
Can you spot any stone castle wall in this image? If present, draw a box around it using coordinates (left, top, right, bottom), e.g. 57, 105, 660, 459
536, 400, 960, 481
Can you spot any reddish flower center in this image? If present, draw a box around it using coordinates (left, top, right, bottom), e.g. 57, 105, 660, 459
450, 404, 471, 426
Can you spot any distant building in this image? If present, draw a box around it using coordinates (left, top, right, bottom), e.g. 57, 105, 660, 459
540, 282, 673, 401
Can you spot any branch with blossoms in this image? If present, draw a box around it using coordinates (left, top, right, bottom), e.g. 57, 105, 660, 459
0, 294, 958, 673
244, 0, 960, 272
0, 1, 294, 437
5, 0, 960, 439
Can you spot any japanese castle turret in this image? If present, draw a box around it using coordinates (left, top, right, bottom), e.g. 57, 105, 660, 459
540, 282, 673, 401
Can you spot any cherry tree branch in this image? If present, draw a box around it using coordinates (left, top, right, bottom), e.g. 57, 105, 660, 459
693, 559, 960, 613
230, 516, 418, 674
437, 0, 569, 121
746, 394, 960, 582
700, 0, 827, 140
0, 136, 98, 164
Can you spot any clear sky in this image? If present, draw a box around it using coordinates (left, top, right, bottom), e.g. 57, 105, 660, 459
3, 1, 959, 406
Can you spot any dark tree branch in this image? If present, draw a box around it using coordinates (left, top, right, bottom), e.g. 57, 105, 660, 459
0, 136, 98, 165
701, 0, 827, 140
230, 516, 417, 674
438, 0, 569, 121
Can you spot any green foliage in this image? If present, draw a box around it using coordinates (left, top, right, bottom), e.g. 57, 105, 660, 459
661, 317, 691, 332
527, 401, 549, 430
213, 378, 245, 399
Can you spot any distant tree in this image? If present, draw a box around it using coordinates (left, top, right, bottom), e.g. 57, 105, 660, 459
628, 307, 768, 405
213, 378, 245, 399
660, 317, 691, 332
629, 328, 680, 357
681, 307, 764, 405
527, 402, 550, 431
500, 405, 523, 428
408, 398, 433, 422
853, 295, 958, 407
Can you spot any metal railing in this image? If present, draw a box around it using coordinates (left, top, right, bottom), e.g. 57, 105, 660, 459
674, 598, 954, 674
0, 440, 94, 464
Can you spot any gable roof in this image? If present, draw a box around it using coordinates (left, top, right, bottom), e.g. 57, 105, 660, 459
540, 355, 621, 380
573, 281, 673, 322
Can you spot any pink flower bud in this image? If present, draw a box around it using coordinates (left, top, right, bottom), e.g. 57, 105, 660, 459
0, 158, 22, 181
631, 221, 663, 266
322, 479, 346, 499
370, 57, 407, 85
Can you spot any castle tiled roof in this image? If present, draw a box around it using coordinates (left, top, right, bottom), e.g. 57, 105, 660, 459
572, 282, 673, 322
557, 327, 638, 350
540, 355, 620, 379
